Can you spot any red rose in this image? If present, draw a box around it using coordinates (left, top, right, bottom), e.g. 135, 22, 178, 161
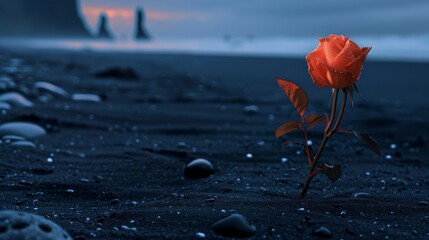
306, 34, 371, 89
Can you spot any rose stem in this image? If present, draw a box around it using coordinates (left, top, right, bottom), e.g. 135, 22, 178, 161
299, 89, 347, 199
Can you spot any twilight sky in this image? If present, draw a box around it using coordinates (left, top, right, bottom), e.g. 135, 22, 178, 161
79, 0, 429, 40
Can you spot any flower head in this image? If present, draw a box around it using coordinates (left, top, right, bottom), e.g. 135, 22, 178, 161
306, 34, 371, 89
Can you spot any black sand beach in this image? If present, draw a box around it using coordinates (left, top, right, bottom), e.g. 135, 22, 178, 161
0, 48, 428, 239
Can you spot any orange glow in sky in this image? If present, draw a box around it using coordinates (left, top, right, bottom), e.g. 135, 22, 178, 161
82, 6, 204, 21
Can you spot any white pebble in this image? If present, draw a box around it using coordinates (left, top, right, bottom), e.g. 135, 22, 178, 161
196, 232, 206, 238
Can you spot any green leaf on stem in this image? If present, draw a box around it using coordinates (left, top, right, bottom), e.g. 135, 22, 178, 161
276, 78, 308, 117
338, 129, 381, 156
276, 120, 301, 138
304, 114, 328, 129
322, 163, 342, 182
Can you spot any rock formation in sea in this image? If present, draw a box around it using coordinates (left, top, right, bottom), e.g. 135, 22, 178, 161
95, 13, 114, 39
0, 0, 90, 38
135, 7, 151, 40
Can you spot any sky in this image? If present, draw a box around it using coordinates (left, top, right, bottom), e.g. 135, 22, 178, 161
79, 0, 429, 40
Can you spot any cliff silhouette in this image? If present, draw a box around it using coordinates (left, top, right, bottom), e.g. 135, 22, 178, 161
135, 7, 150, 40
0, 0, 90, 38
95, 14, 114, 39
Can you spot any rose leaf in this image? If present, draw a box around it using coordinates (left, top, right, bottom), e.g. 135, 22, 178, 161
276, 78, 308, 117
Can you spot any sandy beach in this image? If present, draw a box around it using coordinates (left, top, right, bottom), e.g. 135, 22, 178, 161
0, 47, 428, 239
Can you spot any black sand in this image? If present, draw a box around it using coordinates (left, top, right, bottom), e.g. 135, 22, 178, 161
0, 48, 428, 239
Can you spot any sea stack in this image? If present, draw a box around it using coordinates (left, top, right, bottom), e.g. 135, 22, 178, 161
135, 7, 150, 40
0, 0, 90, 38
95, 13, 114, 39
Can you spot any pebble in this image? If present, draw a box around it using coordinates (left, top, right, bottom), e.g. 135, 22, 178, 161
0, 122, 46, 139
211, 214, 256, 238
195, 232, 206, 238
121, 225, 136, 232
72, 93, 101, 102
0, 92, 33, 107
2, 135, 26, 141
10, 140, 36, 148
243, 105, 259, 114
418, 201, 428, 207
0, 102, 11, 110
184, 158, 214, 178
0, 210, 72, 240
313, 226, 333, 238
108, 199, 120, 205
353, 192, 370, 198
34, 81, 69, 97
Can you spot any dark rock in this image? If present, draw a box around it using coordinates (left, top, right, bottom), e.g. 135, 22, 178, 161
108, 198, 120, 205
95, 67, 139, 80
18, 180, 33, 187
418, 201, 428, 207
135, 7, 150, 40
0, 210, 71, 239
313, 226, 333, 238
184, 159, 214, 178
410, 136, 426, 148
211, 214, 256, 238
0, 0, 90, 38
31, 168, 54, 175
95, 13, 113, 39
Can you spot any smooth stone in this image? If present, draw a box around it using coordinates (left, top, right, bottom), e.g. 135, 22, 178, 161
243, 105, 259, 114
313, 226, 333, 238
0, 122, 46, 139
0, 102, 11, 110
0, 92, 33, 107
184, 158, 214, 178
72, 93, 101, 102
0, 76, 16, 90
352, 192, 370, 198
0, 210, 72, 240
2, 135, 26, 141
34, 81, 69, 97
10, 140, 36, 148
211, 214, 256, 238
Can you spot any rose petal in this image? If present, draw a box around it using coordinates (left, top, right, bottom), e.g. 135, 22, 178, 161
307, 56, 331, 88
320, 35, 347, 65
307, 43, 326, 62
345, 47, 372, 80
313, 58, 355, 89
326, 65, 355, 89
332, 39, 363, 68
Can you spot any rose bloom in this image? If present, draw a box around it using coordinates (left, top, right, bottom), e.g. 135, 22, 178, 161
306, 34, 371, 89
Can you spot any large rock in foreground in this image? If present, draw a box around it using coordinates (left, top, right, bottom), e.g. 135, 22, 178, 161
0, 210, 72, 240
